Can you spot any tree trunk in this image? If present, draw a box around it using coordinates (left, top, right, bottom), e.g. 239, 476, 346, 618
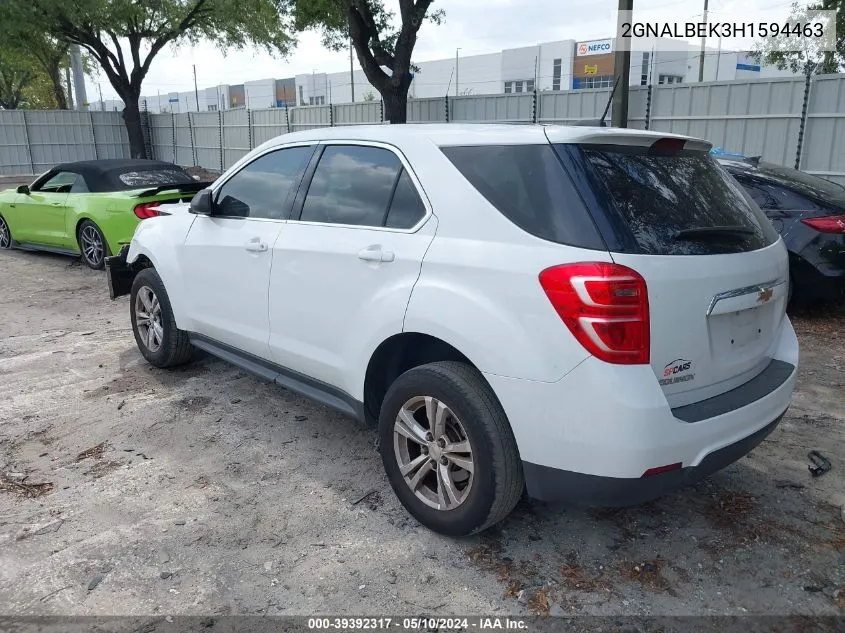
47, 63, 67, 109
382, 84, 410, 123
122, 97, 147, 158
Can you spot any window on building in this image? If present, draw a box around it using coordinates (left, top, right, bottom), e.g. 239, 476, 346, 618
308, 96, 326, 105
658, 74, 684, 85
298, 85, 305, 106
641, 52, 650, 86
552, 58, 562, 91
526, 79, 535, 92
574, 75, 614, 90
504, 82, 512, 93
208, 104, 218, 112
506, 79, 534, 93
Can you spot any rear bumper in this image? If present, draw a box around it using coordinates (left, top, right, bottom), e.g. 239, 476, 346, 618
522, 413, 783, 505
485, 317, 798, 505
105, 244, 133, 300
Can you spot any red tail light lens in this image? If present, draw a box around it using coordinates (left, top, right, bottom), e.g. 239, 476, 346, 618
538, 262, 650, 365
801, 214, 845, 233
134, 203, 160, 219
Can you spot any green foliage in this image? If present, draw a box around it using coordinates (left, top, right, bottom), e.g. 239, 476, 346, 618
290, 1, 443, 121
753, 0, 845, 74
0, 42, 66, 109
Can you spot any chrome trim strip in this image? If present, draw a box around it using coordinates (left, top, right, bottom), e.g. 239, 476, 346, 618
706, 279, 786, 316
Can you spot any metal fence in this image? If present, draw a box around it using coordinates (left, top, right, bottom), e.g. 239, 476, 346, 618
0, 110, 130, 175
4, 74, 845, 184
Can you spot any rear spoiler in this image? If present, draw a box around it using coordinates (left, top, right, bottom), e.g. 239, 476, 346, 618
134, 181, 214, 198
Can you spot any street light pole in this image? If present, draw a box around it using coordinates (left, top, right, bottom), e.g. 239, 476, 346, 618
455, 48, 461, 96
611, 0, 633, 127
698, 0, 709, 81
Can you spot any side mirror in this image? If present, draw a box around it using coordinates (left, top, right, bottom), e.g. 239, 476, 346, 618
16, 185, 30, 195
190, 188, 214, 215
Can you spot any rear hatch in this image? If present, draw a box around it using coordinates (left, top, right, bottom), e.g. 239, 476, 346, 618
548, 128, 788, 408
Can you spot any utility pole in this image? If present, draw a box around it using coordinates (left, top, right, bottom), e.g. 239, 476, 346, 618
193, 64, 200, 112
97, 83, 104, 110
349, 39, 355, 102
455, 48, 461, 96
698, 0, 709, 82
65, 66, 74, 108
70, 44, 88, 110
611, 0, 633, 127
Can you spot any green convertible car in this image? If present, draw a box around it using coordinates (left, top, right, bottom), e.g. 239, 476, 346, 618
0, 159, 210, 269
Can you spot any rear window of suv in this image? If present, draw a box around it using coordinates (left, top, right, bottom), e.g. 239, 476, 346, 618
570, 144, 779, 255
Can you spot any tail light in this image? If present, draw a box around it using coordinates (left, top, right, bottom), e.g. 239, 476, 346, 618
538, 262, 650, 365
134, 203, 160, 219
801, 214, 845, 233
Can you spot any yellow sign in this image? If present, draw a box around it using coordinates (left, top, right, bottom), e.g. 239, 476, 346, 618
584, 64, 598, 75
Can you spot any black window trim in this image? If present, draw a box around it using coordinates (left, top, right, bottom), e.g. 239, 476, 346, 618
209, 142, 318, 222
34, 170, 81, 194
288, 140, 432, 233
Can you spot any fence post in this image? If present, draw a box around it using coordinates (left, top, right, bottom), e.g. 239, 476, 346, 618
218, 110, 224, 172
445, 96, 450, 123
170, 113, 176, 163
89, 111, 100, 159
285, 101, 291, 133
247, 109, 254, 150
794, 70, 813, 170
532, 89, 538, 124
380, 100, 385, 123
21, 111, 36, 174
188, 112, 197, 166
645, 85, 652, 130
330, 103, 334, 127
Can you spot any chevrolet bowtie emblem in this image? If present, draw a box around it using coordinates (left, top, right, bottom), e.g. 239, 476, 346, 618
757, 287, 774, 303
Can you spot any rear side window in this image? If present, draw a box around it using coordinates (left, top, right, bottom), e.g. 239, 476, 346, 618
575, 145, 779, 255
385, 170, 426, 229
440, 145, 605, 250
118, 170, 193, 188
300, 145, 402, 227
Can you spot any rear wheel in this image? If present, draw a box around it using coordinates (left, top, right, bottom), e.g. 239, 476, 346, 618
379, 361, 523, 536
77, 220, 108, 269
0, 215, 10, 249
130, 268, 193, 368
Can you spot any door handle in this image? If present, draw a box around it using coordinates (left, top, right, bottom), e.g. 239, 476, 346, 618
358, 245, 394, 263
244, 238, 268, 253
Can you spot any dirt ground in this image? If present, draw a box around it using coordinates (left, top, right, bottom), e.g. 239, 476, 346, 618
0, 248, 843, 617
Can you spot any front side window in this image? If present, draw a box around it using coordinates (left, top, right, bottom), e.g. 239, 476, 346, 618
215, 146, 312, 219
36, 171, 78, 193
300, 145, 403, 227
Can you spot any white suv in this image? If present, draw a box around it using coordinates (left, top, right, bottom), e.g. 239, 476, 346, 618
107, 124, 798, 536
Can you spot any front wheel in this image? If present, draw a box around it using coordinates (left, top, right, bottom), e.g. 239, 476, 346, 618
77, 220, 108, 269
379, 361, 524, 536
130, 268, 193, 368
0, 215, 11, 249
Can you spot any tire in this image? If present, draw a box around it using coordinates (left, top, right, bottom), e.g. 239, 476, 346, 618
0, 214, 11, 249
77, 219, 108, 269
379, 361, 524, 536
130, 268, 193, 368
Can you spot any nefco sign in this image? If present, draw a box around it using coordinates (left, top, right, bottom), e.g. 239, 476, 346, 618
576, 39, 613, 56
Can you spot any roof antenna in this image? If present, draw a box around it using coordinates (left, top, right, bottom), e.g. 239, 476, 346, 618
599, 75, 621, 127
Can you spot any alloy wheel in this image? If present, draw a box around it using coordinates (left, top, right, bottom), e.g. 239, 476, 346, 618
80, 225, 103, 266
393, 395, 475, 511
135, 286, 163, 352
0, 217, 9, 248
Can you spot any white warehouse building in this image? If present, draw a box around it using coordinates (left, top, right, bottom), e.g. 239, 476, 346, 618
138, 37, 797, 113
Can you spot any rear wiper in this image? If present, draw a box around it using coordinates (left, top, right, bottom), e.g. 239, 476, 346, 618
672, 225, 755, 240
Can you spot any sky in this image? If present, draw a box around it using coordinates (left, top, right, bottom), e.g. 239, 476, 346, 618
84, 0, 795, 103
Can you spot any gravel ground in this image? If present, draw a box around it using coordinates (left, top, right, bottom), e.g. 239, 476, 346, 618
0, 248, 843, 617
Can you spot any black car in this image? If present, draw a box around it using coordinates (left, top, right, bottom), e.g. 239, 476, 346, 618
719, 157, 845, 304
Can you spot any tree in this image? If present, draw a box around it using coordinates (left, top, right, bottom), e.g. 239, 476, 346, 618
753, 0, 844, 74
0, 45, 61, 109
5, 0, 293, 158
293, 1, 444, 123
